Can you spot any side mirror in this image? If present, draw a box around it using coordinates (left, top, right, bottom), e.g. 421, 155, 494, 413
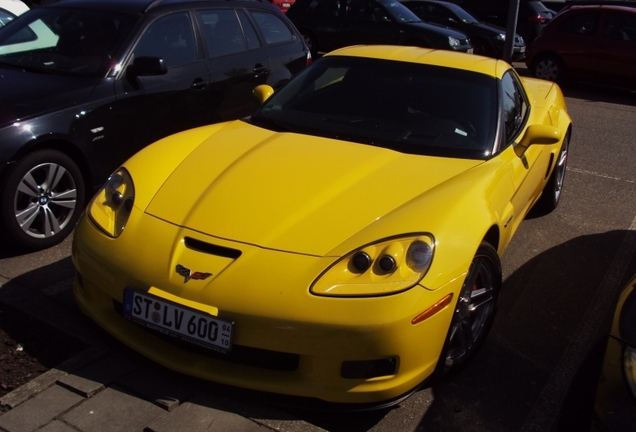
253, 84, 275, 104
130, 56, 167, 77
515, 124, 561, 157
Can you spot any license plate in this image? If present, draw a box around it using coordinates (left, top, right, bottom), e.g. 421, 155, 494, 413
122, 289, 233, 353
467, 48, 474, 54
520, 46, 526, 53
282, 2, 291, 6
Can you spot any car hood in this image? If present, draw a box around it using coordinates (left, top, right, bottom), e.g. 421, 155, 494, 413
407, 21, 468, 39
144, 124, 482, 256
0, 67, 100, 127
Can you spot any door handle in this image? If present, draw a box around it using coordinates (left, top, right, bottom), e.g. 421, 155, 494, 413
253, 64, 268, 76
191, 78, 207, 90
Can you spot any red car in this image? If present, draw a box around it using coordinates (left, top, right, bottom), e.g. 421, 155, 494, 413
269, 0, 295, 12
525, 4, 636, 89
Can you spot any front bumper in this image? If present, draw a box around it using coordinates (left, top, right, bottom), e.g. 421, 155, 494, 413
72, 208, 463, 405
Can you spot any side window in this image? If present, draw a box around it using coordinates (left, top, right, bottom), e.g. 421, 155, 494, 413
307, 0, 343, 16
501, 71, 528, 144
237, 10, 262, 50
198, 10, 247, 57
249, 11, 294, 45
603, 12, 636, 42
134, 13, 196, 68
345, 0, 375, 21
558, 12, 599, 36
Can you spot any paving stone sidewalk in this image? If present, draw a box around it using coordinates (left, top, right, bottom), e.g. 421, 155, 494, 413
0, 258, 326, 432
0, 344, 327, 432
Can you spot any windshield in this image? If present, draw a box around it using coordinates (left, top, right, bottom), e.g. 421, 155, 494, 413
377, 0, 422, 23
251, 56, 498, 159
0, 7, 137, 76
445, 3, 479, 24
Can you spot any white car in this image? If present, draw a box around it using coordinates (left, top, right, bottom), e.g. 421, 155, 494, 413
0, 0, 29, 27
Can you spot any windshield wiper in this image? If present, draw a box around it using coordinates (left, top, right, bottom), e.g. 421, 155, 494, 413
250, 115, 297, 133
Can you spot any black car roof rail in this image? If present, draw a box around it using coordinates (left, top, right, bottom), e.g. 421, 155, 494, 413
145, 0, 267, 12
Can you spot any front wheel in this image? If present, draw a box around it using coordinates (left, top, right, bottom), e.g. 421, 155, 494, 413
471, 39, 492, 58
532, 54, 565, 83
439, 242, 501, 374
0, 149, 86, 251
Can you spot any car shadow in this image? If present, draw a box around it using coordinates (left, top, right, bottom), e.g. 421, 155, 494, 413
412, 229, 636, 432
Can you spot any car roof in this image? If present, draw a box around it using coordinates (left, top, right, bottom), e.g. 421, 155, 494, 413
558, 3, 636, 15
324, 45, 508, 78
48, 0, 268, 14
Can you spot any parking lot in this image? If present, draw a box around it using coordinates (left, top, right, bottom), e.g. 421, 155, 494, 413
1, 70, 635, 431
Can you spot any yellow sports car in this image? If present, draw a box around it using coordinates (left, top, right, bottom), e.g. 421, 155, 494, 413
72, 45, 572, 406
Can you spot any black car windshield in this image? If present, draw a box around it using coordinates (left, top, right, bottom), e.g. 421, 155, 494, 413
251, 56, 498, 159
377, 0, 422, 23
444, 3, 479, 24
0, 7, 137, 76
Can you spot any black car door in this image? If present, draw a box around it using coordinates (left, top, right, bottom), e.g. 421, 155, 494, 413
196, 8, 270, 120
106, 11, 212, 172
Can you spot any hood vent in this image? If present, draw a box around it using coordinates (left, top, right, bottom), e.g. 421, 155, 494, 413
184, 237, 241, 259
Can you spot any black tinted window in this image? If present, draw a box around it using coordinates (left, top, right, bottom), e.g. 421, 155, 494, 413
249, 10, 294, 45
558, 12, 599, 35
135, 13, 196, 67
237, 10, 262, 49
252, 56, 498, 159
603, 11, 636, 42
198, 9, 248, 57
0, 7, 137, 75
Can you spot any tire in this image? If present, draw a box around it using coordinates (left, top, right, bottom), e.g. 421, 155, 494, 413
438, 242, 501, 374
531, 54, 565, 83
0, 149, 86, 251
300, 30, 318, 58
536, 132, 570, 214
472, 39, 492, 58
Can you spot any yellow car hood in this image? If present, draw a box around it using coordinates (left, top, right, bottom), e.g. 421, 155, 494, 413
145, 123, 482, 256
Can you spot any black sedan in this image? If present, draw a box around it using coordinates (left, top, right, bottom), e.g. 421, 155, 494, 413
0, 0, 310, 251
400, 0, 526, 60
286, 0, 473, 56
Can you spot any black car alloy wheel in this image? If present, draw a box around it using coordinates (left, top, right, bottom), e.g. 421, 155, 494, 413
1, 149, 86, 251
441, 242, 501, 372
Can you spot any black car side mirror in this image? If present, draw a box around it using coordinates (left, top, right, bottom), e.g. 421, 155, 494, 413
130, 56, 168, 77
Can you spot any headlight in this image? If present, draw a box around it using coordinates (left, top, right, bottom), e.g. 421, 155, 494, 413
88, 168, 135, 237
624, 346, 636, 399
448, 36, 461, 49
311, 234, 435, 297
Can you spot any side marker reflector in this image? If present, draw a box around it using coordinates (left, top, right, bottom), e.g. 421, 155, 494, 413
411, 293, 453, 325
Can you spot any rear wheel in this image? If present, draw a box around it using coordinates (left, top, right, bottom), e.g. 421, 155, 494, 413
0, 149, 86, 251
532, 54, 565, 83
439, 242, 501, 374
300, 30, 318, 58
